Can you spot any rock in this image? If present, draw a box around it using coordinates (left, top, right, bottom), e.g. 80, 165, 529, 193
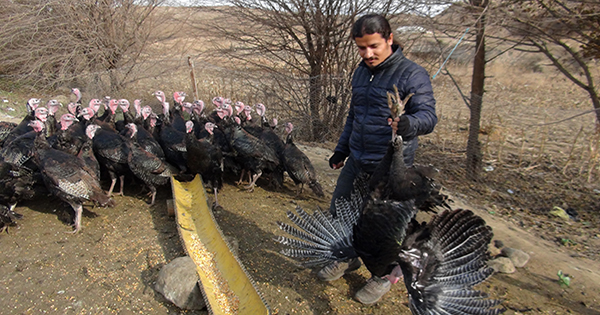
501, 247, 530, 267
489, 243, 502, 257
155, 256, 206, 310
487, 257, 516, 274
493, 240, 504, 249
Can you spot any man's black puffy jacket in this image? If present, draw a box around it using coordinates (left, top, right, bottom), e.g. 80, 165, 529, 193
334, 45, 437, 170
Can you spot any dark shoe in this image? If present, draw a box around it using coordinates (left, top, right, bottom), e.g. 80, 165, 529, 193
316, 258, 361, 281
354, 276, 391, 304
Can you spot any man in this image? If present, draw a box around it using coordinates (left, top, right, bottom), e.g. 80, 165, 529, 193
319, 14, 438, 304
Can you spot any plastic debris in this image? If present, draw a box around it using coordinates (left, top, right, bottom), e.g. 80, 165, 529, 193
558, 270, 571, 287
550, 206, 570, 220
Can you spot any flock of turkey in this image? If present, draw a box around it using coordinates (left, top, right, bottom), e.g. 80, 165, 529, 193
0, 88, 323, 233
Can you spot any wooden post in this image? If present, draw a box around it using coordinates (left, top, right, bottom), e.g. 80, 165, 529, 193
188, 56, 199, 101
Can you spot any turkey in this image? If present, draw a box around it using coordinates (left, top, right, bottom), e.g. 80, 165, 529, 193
44, 99, 61, 138
155, 97, 188, 172
92, 123, 130, 197
31, 120, 115, 233
114, 99, 134, 132
48, 113, 82, 156
184, 121, 223, 208
120, 113, 165, 162
242, 103, 286, 189
0, 121, 18, 147
71, 87, 83, 108
3, 105, 47, 147
0, 160, 37, 214
369, 134, 451, 213
0, 126, 40, 169
78, 124, 102, 181
189, 100, 209, 139
0, 107, 51, 170
226, 118, 280, 191
123, 123, 177, 206
25, 97, 41, 116
275, 127, 502, 313
97, 98, 119, 125
119, 99, 135, 125
281, 122, 324, 197
153, 90, 186, 133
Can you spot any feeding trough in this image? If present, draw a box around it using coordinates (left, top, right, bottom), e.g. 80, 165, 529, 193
171, 175, 271, 315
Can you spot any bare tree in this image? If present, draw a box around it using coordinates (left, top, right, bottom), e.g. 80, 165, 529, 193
187, 0, 425, 141
403, 0, 494, 180
0, 0, 172, 92
464, 0, 489, 180
497, 0, 600, 131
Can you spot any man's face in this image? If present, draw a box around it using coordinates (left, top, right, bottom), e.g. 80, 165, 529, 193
355, 33, 394, 68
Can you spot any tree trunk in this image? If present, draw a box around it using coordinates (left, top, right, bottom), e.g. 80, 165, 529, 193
466, 3, 487, 180
308, 68, 324, 141
587, 88, 600, 133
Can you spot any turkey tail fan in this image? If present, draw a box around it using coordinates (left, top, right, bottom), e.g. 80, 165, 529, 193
275, 171, 369, 267
275, 205, 357, 267
401, 209, 505, 315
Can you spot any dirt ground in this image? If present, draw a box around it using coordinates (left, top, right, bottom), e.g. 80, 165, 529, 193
1, 141, 600, 315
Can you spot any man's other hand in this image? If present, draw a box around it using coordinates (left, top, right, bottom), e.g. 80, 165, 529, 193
329, 152, 348, 169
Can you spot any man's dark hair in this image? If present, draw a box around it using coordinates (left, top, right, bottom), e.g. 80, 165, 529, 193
351, 14, 392, 39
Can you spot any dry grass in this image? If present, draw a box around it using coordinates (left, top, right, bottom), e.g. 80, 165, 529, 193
415, 59, 600, 258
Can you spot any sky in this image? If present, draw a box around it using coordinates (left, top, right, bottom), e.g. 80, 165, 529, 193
163, 0, 453, 17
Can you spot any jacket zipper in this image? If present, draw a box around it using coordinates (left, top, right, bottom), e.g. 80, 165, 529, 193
360, 71, 375, 160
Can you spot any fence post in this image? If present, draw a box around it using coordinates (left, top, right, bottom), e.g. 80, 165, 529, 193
188, 56, 199, 101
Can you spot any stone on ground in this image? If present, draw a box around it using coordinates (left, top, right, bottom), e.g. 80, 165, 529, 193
488, 257, 516, 274
155, 256, 206, 310
501, 247, 530, 268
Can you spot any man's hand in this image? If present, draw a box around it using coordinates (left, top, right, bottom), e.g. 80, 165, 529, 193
387, 115, 410, 137
329, 152, 348, 170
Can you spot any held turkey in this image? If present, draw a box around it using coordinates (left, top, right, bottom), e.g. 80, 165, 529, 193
275, 134, 503, 314
369, 134, 451, 213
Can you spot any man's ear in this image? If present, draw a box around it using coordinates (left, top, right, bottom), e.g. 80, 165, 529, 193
387, 33, 394, 45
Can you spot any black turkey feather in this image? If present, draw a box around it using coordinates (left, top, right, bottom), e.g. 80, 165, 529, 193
399, 209, 502, 315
